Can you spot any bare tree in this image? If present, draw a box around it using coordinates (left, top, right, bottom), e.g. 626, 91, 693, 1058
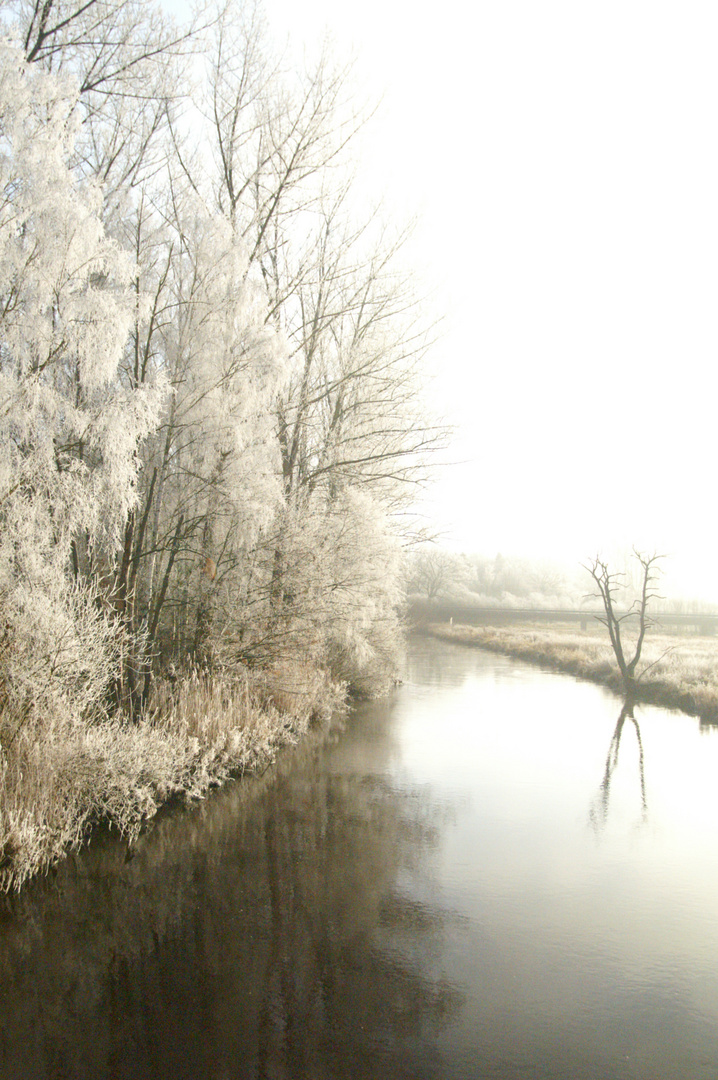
408, 548, 465, 602
12, 0, 198, 92
584, 550, 664, 696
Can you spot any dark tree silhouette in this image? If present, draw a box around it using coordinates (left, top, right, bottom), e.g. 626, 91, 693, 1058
584, 550, 664, 696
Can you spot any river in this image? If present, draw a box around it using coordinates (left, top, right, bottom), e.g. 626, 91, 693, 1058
2, 636, 718, 1079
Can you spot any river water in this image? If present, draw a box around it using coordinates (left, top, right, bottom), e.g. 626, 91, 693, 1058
2, 636, 718, 1079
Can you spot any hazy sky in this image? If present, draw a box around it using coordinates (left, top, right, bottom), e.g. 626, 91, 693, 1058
174, 0, 718, 600
256, 0, 718, 599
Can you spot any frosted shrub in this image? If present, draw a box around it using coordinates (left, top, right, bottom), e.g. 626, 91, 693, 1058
0, 580, 125, 747
0, 45, 165, 731
246, 486, 405, 695
0, 660, 346, 891
321, 490, 404, 695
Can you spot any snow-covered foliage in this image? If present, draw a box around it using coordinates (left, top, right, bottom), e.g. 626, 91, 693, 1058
0, 7, 439, 706
319, 488, 405, 695
0, 44, 163, 732
0, 44, 163, 547
161, 201, 286, 533
0, 0, 442, 888
203, 484, 402, 690
135, 197, 288, 660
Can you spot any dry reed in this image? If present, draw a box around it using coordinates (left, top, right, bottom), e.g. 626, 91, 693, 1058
0, 662, 345, 892
425, 623, 718, 720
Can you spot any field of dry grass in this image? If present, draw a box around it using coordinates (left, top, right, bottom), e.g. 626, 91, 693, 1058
0, 662, 345, 892
425, 622, 718, 720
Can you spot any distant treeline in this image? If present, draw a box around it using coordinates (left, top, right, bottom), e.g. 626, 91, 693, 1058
406, 550, 718, 615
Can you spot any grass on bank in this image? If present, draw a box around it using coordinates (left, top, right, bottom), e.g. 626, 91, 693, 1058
425, 622, 718, 720
0, 661, 345, 893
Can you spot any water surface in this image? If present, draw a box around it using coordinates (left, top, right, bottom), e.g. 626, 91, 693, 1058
2, 637, 718, 1079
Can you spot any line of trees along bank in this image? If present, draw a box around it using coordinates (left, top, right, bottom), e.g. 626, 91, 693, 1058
0, 1, 443, 744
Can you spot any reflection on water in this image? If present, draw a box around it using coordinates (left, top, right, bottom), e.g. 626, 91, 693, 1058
0, 706, 460, 1080
590, 702, 648, 832
2, 636, 718, 1079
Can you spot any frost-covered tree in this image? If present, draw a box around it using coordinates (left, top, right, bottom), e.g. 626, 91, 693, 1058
206, 484, 404, 694
275, 210, 440, 505
408, 548, 468, 602
258, 202, 443, 683
0, 0, 450, 898
152, 8, 437, 688
133, 194, 287, 666
4, 0, 198, 194
0, 45, 163, 734
0, 0, 445, 712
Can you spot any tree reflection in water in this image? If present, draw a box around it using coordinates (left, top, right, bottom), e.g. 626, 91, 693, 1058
0, 710, 462, 1080
590, 701, 648, 832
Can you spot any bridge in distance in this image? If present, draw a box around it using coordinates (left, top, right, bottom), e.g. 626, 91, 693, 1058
411, 602, 718, 635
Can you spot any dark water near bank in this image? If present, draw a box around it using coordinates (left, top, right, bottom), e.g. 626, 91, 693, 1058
2, 637, 718, 1079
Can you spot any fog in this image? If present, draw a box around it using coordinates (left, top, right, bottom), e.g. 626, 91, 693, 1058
258, 0, 718, 604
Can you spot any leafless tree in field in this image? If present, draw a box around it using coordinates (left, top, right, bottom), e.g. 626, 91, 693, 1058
584, 550, 665, 697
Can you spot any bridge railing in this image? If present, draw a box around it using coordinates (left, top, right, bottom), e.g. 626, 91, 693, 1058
409, 599, 718, 635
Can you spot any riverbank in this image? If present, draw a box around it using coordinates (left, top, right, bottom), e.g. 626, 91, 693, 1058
422, 623, 718, 721
0, 662, 345, 892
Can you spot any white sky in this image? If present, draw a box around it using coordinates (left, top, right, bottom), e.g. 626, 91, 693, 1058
176, 0, 718, 600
